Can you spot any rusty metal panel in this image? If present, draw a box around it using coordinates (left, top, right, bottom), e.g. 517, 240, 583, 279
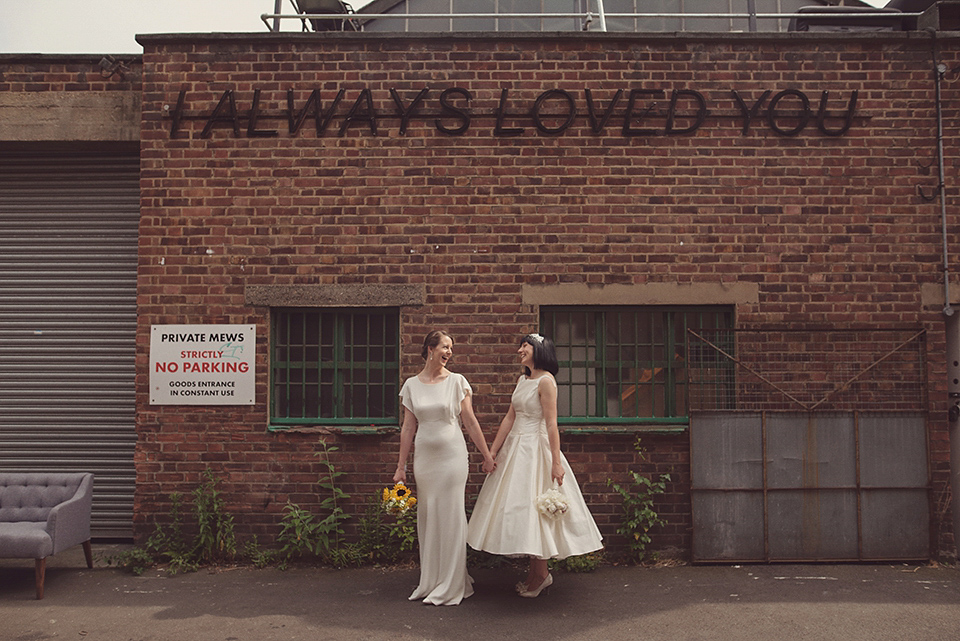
766, 413, 857, 489
691, 412, 763, 489
691, 412, 765, 561
859, 413, 928, 488
692, 411, 930, 562
692, 491, 765, 562
858, 413, 929, 559
767, 489, 859, 560
861, 489, 929, 559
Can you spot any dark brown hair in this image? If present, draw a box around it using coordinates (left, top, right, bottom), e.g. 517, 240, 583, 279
522, 334, 559, 376
421, 330, 452, 360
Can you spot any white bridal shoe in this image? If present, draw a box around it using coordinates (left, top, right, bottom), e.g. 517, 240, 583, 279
519, 573, 553, 598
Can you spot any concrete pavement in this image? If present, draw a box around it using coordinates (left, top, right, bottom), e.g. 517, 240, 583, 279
2, 545, 959, 641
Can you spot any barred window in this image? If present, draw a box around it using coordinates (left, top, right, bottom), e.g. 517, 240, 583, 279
271, 309, 399, 427
541, 306, 735, 425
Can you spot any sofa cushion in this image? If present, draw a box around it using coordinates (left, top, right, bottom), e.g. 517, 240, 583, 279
0, 474, 84, 524
0, 522, 53, 558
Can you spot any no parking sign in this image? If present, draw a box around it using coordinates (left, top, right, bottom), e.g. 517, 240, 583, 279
149, 324, 256, 405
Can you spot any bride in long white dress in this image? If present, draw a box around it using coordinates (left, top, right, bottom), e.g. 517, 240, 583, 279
467, 333, 603, 598
394, 330, 496, 606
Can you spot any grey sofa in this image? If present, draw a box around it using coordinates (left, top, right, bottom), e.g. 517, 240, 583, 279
0, 472, 94, 599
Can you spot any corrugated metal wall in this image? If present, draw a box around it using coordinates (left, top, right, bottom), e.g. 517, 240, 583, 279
0, 147, 138, 538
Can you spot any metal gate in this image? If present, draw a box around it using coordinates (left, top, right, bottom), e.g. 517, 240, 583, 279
0, 147, 139, 538
688, 328, 930, 562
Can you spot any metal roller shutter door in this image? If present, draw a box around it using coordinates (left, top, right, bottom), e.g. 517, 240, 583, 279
0, 149, 138, 539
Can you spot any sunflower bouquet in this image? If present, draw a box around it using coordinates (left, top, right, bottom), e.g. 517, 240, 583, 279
382, 482, 417, 515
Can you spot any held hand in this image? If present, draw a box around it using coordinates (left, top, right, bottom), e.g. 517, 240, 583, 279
482, 455, 497, 474
393, 467, 406, 484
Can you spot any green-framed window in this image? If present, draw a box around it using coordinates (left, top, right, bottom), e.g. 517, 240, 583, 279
271, 308, 399, 427
541, 306, 735, 426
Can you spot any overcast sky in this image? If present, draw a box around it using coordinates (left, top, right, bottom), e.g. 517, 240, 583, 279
0, 0, 366, 54
0, 0, 890, 55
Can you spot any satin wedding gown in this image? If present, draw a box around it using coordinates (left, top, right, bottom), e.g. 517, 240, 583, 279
400, 373, 474, 605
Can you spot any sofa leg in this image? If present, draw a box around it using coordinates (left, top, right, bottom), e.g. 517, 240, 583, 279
83, 540, 93, 569
35, 558, 46, 600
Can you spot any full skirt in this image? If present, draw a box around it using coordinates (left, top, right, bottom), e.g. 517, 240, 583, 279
467, 429, 603, 560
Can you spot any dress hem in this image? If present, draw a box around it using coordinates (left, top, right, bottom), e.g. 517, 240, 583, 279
467, 542, 603, 562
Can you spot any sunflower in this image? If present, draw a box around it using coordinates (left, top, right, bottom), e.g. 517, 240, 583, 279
382, 482, 416, 515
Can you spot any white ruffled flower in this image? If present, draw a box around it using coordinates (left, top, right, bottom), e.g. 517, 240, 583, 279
536, 486, 568, 520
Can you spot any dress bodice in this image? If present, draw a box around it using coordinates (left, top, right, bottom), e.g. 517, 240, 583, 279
511, 375, 550, 435
400, 373, 470, 428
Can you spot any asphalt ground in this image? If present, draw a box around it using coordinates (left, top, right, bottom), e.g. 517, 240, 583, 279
2, 544, 959, 641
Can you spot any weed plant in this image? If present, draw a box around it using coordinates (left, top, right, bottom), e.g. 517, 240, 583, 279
607, 437, 671, 564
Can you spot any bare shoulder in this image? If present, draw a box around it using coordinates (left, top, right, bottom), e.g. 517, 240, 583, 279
536, 372, 558, 391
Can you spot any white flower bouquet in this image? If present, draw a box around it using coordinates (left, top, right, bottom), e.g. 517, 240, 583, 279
536, 482, 568, 520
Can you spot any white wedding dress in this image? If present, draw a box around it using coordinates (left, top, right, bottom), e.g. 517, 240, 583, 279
467, 375, 603, 559
400, 373, 474, 605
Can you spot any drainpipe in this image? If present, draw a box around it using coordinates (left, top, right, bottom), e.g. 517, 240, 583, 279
932, 31, 953, 318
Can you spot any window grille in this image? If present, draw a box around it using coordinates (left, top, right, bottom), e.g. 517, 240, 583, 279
541, 306, 734, 425
271, 308, 399, 426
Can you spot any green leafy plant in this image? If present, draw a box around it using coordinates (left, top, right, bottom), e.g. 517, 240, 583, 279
243, 536, 275, 569
151, 492, 199, 574
276, 440, 355, 567
106, 471, 237, 575
354, 494, 418, 564
313, 440, 351, 563
607, 441, 671, 563
191, 468, 237, 564
550, 551, 604, 573
103, 545, 155, 576
277, 501, 322, 559
389, 505, 417, 553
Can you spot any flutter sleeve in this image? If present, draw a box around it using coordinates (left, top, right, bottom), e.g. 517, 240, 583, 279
452, 373, 473, 408
399, 377, 415, 413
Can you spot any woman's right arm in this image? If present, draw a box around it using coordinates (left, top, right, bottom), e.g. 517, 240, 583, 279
394, 406, 417, 483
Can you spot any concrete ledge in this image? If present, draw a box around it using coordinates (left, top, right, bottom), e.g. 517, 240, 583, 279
245, 284, 425, 307
135, 30, 956, 47
0, 91, 140, 142
522, 281, 759, 306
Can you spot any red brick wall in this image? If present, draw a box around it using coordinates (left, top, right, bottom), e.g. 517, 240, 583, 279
136, 33, 960, 559
0, 55, 142, 92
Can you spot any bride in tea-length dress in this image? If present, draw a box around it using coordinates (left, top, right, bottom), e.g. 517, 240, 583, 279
467, 333, 602, 597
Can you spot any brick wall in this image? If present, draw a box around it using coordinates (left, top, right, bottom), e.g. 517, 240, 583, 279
136, 32, 960, 559
0, 55, 141, 92
0, 55, 141, 142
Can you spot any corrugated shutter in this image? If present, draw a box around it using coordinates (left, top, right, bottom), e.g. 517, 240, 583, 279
0, 148, 138, 538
